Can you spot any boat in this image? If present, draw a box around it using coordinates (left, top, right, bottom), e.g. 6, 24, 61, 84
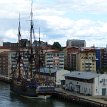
10, 3, 56, 99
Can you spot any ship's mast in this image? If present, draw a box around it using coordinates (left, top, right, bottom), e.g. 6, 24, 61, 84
30, 1, 33, 47
38, 27, 41, 75
29, 1, 34, 78
18, 14, 21, 78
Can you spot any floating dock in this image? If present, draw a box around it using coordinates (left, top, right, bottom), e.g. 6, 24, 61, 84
53, 88, 107, 107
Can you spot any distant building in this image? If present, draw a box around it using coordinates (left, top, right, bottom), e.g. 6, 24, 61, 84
76, 48, 96, 72
63, 47, 67, 69
45, 50, 64, 70
101, 48, 107, 69
33, 40, 47, 47
88, 47, 107, 72
3, 42, 18, 49
3, 39, 30, 50
65, 71, 107, 96
19, 39, 30, 47
66, 47, 80, 71
0, 47, 11, 77
66, 39, 86, 48
95, 48, 102, 71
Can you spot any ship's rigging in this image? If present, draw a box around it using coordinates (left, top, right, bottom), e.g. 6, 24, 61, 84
10, 1, 55, 98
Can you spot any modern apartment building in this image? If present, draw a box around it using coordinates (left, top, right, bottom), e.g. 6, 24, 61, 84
66, 47, 80, 71
11, 48, 56, 82
66, 39, 86, 48
101, 48, 107, 69
76, 48, 96, 72
95, 48, 102, 71
63, 47, 67, 69
45, 50, 64, 69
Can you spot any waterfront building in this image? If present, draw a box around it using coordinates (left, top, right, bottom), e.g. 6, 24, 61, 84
0, 47, 11, 78
45, 49, 64, 69
95, 48, 102, 72
56, 69, 70, 87
101, 48, 107, 69
66, 39, 86, 48
63, 47, 67, 69
94, 47, 107, 73
66, 47, 80, 71
64, 71, 107, 96
11, 48, 56, 82
76, 48, 96, 72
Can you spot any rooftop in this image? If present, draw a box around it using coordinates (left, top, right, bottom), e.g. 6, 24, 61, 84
64, 71, 101, 80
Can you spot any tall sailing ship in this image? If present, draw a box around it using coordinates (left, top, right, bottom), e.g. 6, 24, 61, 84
10, 4, 56, 98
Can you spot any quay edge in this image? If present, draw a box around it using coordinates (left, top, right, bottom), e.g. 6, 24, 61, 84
52, 88, 107, 107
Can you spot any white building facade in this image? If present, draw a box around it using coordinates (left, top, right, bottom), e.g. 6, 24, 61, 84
56, 69, 70, 86
65, 71, 107, 96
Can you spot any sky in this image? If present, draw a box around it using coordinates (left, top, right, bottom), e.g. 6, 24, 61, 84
0, 0, 107, 47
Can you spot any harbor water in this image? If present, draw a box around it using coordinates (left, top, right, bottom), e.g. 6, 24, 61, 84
0, 82, 81, 107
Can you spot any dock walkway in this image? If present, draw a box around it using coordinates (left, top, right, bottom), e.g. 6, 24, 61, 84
54, 88, 107, 107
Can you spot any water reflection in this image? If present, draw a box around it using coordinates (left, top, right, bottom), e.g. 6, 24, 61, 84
0, 82, 81, 107
10, 93, 54, 107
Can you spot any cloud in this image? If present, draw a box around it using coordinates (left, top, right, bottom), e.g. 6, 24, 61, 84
5, 29, 17, 39
37, 14, 107, 47
0, 0, 107, 47
13, 14, 107, 47
0, 0, 30, 18
53, 0, 107, 13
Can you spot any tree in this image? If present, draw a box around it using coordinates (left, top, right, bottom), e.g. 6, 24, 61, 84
52, 42, 62, 51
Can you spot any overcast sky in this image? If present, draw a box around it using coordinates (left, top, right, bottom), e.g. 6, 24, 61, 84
0, 0, 107, 47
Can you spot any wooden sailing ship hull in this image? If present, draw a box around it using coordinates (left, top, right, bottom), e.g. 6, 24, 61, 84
10, 80, 55, 98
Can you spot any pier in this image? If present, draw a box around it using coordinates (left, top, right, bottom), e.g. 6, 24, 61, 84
53, 88, 107, 107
